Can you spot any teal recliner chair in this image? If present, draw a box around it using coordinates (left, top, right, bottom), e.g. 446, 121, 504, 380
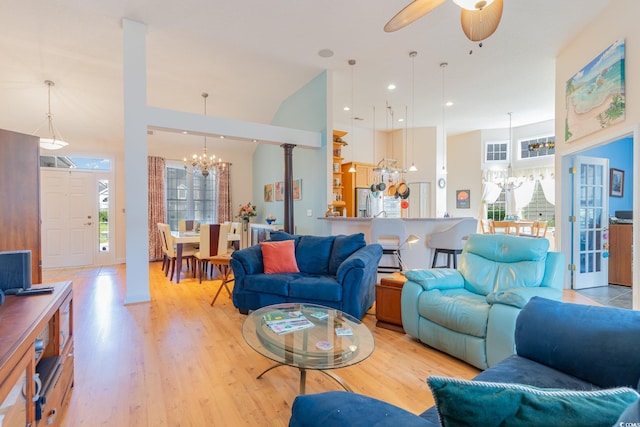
401, 233, 565, 369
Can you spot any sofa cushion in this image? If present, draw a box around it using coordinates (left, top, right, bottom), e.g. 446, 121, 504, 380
473, 354, 598, 390
260, 240, 299, 274
420, 289, 489, 338
295, 235, 335, 275
244, 273, 298, 296
328, 233, 366, 276
516, 297, 640, 389
288, 275, 342, 302
427, 375, 639, 427
268, 230, 301, 245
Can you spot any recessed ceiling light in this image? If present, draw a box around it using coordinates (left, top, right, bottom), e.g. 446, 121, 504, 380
344, 106, 350, 111
398, 118, 404, 122
446, 101, 454, 107
387, 84, 396, 90
182, 131, 188, 134
252, 139, 258, 143
219, 135, 225, 139
318, 48, 334, 58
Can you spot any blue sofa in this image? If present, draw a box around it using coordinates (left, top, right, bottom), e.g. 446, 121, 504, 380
230, 232, 383, 319
402, 233, 564, 369
289, 297, 640, 427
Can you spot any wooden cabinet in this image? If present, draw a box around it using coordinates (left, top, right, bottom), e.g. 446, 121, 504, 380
375, 273, 407, 332
0, 281, 74, 427
331, 130, 347, 215
0, 128, 42, 284
341, 161, 375, 217
609, 224, 632, 286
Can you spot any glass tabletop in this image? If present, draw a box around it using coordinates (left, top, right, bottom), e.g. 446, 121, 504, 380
242, 303, 375, 371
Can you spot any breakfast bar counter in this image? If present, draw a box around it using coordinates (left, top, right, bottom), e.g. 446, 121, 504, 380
320, 217, 476, 270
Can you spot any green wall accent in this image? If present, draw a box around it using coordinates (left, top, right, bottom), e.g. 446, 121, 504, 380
252, 71, 330, 235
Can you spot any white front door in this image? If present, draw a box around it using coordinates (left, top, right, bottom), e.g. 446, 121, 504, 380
41, 170, 95, 268
572, 156, 609, 289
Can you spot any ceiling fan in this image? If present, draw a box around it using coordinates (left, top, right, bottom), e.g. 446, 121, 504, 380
384, 0, 504, 42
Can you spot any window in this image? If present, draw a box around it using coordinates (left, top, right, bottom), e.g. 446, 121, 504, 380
40, 156, 111, 170
485, 142, 508, 162
487, 191, 506, 221
520, 136, 555, 159
166, 165, 217, 230
98, 179, 110, 252
521, 181, 555, 226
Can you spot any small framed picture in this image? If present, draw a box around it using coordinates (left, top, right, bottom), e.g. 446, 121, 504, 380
275, 181, 284, 201
293, 179, 302, 200
610, 168, 624, 197
264, 184, 274, 202
456, 190, 470, 209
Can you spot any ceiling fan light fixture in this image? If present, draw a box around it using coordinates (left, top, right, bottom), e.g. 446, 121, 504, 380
384, 0, 447, 32
460, 0, 503, 42
453, 0, 494, 10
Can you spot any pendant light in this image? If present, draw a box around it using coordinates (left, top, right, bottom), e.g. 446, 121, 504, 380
184, 93, 216, 177
38, 80, 69, 150
440, 62, 448, 175
408, 51, 418, 172
348, 59, 356, 173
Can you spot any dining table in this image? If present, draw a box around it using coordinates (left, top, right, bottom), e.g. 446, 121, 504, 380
170, 230, 241, 283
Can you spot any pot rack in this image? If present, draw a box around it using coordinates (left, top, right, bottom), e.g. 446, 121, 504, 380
373, 158, 406, 180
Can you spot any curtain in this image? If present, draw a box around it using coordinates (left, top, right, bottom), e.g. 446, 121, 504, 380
539, 179, 556, 205
148, 156, 166, 261
479, 181, 502, 219
216, 162, 232, 223
513, 180, 536, 215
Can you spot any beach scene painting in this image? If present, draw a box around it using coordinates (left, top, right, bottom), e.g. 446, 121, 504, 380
565, 39, 625, 142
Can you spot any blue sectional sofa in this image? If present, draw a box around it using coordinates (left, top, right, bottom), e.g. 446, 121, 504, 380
230, 232, 383, 319
289, 297, 640, 427
402, 233, 564, 369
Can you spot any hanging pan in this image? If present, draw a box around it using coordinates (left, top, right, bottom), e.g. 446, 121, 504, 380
397, 182, 410, 199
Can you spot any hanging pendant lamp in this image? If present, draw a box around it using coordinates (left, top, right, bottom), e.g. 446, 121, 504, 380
38, 80, 69, 150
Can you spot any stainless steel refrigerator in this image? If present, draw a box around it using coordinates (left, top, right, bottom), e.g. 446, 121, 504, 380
355, 188, 400, 218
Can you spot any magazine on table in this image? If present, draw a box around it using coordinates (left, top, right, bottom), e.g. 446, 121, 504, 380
264, 310, 315, 335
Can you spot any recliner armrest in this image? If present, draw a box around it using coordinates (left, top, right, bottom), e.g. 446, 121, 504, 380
404, 269, 464, 291
486, 287, 562, 309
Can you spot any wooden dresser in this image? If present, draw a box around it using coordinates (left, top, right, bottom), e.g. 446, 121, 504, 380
0, 281, 74, 426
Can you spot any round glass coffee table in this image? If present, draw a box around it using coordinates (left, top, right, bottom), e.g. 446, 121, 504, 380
242, 302, 375, 394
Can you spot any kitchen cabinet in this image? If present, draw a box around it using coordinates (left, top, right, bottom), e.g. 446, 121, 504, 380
341, 161, 375, 217
608, 224, 632, 286
0, 281, 74, 427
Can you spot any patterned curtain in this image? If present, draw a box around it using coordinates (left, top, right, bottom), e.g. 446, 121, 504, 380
216, 162, 232, 222
148, 156, 166, 261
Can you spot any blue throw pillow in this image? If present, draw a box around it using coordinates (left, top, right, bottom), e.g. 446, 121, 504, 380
267, 231, 300, 246
328, 233, 366, 276
296, 235, 335, 275
427, 376, 639, 427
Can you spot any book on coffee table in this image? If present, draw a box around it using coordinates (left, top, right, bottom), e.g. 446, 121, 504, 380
264, 310, 315, 335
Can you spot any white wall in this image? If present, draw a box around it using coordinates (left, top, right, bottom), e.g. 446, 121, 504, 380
555, 0, 640, 305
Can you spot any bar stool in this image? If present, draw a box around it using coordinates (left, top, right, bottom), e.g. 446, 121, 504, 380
428, 218, 478, 268
370, 218, 408, 273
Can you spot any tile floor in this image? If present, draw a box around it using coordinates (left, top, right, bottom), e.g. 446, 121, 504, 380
576, 284, 633, 309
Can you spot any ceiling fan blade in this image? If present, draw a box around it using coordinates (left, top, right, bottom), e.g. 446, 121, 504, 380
460, 0, 503, 41
384, 0, 448, 32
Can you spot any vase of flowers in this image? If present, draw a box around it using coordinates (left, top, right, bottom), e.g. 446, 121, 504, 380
266, 214, 276, 225
237, 202, 257, 231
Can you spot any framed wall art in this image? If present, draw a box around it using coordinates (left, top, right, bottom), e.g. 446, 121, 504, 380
264, 184, 274, 202
610, 168, 624, 197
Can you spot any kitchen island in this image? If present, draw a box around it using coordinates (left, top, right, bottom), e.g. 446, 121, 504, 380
320, 216, 477, 271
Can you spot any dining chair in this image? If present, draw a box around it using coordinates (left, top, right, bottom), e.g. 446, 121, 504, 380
492, 220, 515, 235
480, 220, 495, 234
194, 223, 233, 283
520, 220, 549, 238
158, 223, 197, 281
178, 219, 200, 232
157, 222, 170, 271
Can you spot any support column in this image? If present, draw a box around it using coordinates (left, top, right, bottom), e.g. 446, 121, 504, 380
282, 143, 296, 233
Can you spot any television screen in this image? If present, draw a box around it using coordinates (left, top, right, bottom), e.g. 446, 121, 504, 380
0, 250, 32, 295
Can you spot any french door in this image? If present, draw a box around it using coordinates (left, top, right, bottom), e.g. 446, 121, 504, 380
572, 156, 609, 289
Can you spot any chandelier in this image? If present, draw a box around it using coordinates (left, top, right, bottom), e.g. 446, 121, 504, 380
38, 80, 69, 150
184, 92, 216, 177
528, 140, 556, 152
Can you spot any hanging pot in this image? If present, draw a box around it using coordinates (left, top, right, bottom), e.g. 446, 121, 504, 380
397, 182, 410, 199
370, 184, 377, 192
387, 184, 396, 197
377, 182, 386, 192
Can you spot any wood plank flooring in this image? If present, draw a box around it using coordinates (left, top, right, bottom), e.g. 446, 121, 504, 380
41, 263, 599, 426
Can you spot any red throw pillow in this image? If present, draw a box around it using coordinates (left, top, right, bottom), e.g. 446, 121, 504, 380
260, 240, 299, 274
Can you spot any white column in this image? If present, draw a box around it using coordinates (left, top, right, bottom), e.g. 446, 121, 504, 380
123, 18, 150, 304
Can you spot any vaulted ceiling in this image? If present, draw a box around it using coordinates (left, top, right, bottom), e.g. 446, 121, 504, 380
0, 1, 611, 153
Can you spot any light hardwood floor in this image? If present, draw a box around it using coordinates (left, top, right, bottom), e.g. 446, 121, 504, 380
42, 263, 598, 426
